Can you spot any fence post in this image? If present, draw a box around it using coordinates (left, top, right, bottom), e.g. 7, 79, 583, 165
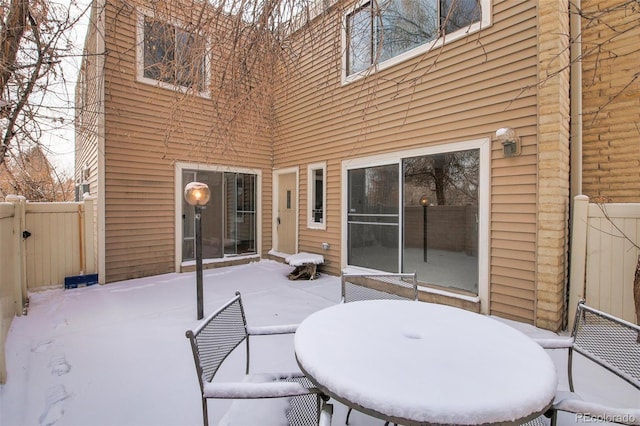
82, 195, 97, 275
6, 195, 27, 315
568, 195, 589, 329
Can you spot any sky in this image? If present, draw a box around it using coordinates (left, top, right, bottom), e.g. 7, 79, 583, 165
0, 259, 638, 426
40, 0, 92, 176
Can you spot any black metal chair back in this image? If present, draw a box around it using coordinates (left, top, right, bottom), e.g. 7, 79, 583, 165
186, 292, 248, 390
568, 301, 640, 392
186, 292, 323, 426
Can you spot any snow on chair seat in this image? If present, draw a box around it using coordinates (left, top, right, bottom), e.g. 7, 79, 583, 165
185, 291, 324, 426
286, 253, 324, 280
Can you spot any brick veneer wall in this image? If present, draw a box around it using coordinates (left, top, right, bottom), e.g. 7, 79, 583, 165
536, 0, 571, 331
581, 0, 640, 202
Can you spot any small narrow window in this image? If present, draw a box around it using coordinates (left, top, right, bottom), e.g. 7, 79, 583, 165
308, 162, 327, 229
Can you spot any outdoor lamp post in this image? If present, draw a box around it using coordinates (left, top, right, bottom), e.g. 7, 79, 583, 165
184, 182, 211, 320
419, 195, 429, 262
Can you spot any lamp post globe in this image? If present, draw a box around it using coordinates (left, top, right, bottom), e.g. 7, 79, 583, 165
184, 182, 210, 320
184, 182, 211, 207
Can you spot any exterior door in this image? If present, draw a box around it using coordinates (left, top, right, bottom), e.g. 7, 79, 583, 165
345, 148, 482, 295
277, 172, 297, 254
182, 170, 224, 260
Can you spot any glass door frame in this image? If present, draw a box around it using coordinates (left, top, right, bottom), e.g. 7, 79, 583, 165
341, 138, 490, 312
347, 162, 402, 272
174, 162, 262, 271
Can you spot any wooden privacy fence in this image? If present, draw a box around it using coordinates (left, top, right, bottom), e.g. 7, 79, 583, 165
0, 195, 97, 383
569, 195, 640, 328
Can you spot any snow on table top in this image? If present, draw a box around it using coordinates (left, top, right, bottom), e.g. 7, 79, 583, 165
294, 300, 558, 425
285, 252, 324, 266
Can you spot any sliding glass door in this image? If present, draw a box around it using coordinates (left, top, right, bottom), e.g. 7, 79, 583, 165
347, 164, 399, 272
402, 149, 479, 294
346, 147, 481, 295
182, 170, 256, 262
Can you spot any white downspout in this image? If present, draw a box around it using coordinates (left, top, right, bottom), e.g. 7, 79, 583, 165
570, 0, 582, 199
567, 0, 583, 330
96, 0, 107, 284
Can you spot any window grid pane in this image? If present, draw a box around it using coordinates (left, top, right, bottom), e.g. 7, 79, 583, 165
142, 16, 206, 91
379, 0, 438, 63
440, 0, 481, 33
346, 0, 482, 76
347, 165, 399, 272
144, 18, 174, 82
176, 29, 206, 91
312, 168, 324, 224
348, 4, 373, 75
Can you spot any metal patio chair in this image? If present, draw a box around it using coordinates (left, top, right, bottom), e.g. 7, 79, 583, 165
532, 300, 640, 426
186, 291, 325, 426
340, 271, 418, 425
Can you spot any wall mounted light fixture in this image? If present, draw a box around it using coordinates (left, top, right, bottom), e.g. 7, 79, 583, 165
495, 127, 521, 157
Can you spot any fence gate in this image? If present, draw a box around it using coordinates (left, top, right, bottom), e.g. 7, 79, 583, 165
12, 198, 96, 291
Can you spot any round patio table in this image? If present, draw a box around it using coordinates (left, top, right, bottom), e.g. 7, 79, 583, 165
294, 300, 557, 426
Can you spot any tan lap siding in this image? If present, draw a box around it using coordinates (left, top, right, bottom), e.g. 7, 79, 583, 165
102, 0, 273, 283
274, 1, 539, 320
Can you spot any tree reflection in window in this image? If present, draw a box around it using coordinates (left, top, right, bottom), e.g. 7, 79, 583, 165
403, 149, 479, 206
346, 0, 482, 76
143, 17, 206, 91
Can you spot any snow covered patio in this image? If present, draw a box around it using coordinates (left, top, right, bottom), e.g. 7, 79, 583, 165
1, 260, 638, 426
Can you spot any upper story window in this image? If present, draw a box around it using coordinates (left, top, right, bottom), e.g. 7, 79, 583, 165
137, 12, 208, 94
345, 0, 489, 80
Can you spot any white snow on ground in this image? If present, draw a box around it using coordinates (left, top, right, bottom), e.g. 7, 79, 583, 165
0, 260, 638, 426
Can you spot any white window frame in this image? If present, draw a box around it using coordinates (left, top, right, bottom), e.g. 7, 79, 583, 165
307, 162, 327, 230
341, 0, 492, 84
136, 8, 210, 97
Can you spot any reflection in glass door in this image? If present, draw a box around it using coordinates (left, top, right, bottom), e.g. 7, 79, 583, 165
347, 164, 399, 272
182, 170, 223, 260
182, 170, 256, 262
345, 148, 481, 295
224, 173, 256, 255
402, 149, 479, 294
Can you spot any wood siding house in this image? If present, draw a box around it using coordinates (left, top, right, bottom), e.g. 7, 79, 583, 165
75, 0, 637, 332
